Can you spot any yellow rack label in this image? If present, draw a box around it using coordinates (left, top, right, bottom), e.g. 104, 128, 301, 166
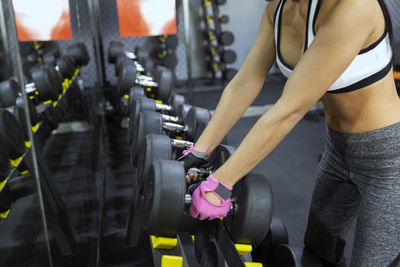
151, 236, 178, 250
32, 124, 39, 133
10, 157, 23, 168
161, 255, 183, 267
0, 209, 11, 220
235, 244, 252, 255
25, 140, 31, 149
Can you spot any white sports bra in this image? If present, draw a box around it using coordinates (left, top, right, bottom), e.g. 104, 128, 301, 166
274, 0, 393, 93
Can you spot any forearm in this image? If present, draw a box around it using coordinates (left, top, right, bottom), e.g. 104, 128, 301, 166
195, 74, 264, 153
213, 102, 305, 187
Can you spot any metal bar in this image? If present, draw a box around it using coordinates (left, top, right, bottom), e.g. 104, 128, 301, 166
3, 1, 53, 266
177, 232, 201, 267
215, 222, 245, 267
0, 1, 10, 79
182, 0, 193, 102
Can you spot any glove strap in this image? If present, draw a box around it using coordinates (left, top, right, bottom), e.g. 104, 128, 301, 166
178, 144, 211, 161
208, 174, 232, 200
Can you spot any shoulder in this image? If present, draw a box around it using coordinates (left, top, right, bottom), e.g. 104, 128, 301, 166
265, 0, 280, 25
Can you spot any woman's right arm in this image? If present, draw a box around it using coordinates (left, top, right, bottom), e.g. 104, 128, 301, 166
194, 3, 278, 153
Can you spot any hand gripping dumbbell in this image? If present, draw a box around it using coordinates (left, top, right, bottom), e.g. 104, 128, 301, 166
136, 134, 235, 194
141, 159, 273, 247
131, 107, 211, 165
127, 94, 185, 144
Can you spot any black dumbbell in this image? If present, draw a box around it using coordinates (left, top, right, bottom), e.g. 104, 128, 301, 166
42, 48, 60, 65
132, 107, 211, 164
215, 0, 227, 5
270, 245, 324, 266
0, 109, 26, 161
0, 183, 12, 217
157, 35, 178, 50
208, 62, 237, 81
128, 94, 185, 143
141, 159, 273, 247
66, 42, 90, 67
118, 63, 173, 102
109, 42, 147, 74
0, 140, 10, 183
218, 14, 229, 24
207, 30, 235, 46
27, 66, 59, 102
207, 47, 237, 64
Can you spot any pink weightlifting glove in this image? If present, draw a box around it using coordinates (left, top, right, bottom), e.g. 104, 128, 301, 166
189, 174, 232, 220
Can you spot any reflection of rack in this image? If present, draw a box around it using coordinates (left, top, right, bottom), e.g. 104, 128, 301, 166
0, 69, 82, 255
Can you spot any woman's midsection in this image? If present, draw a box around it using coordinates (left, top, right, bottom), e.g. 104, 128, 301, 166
322, 74, 400, 134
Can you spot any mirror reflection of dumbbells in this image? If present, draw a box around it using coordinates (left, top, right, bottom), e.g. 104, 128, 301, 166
207, 46, 237, 65
127, 92, 185, 144
131, 107, 211, 165
206, 30, 235, 46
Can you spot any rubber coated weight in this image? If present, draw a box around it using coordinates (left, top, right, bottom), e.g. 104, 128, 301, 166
0, 110, 25, 159
225, 173, 273, 246
218, 31, 235, 46
13, 106, 29, 141
16, 97, 38, 126
177, 104, 192, 122
169, 94, 185, 116
42, 106, 59, 130
118, 62, 137, 95
132, 111, 163, 166
0, 79, 18, 108
220, 50, 237, 64
0, 141, 9, 181
209, 144, 235, 170
108, 41, 124, 63
66, 42, 89, 66
0, 184, 12, 212
42, 50, 58, 65
115, 55, 132, 77
223, 68, 237, 82
270, 245, 323, 267
31, 67, 58, 102
129, 97, 157, 144
154, 67, 173, 102
136, 134, 172, 189
218, 14, 229, 24
57, 55, 75, 79
45, 65, 63, 95
184, 106, 211, 141
252, 217, 289, 263
142, 159, 186, 236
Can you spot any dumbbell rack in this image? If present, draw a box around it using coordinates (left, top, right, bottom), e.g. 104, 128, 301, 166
0, 69, 82, 254
200, 0, 237, 82
151, 35, 178, 71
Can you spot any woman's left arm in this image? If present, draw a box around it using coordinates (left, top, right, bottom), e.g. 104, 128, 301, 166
214, 0, 379, 187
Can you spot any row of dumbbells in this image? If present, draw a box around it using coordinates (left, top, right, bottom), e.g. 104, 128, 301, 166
150, 35, 178, 70
0, 42, 89, 220
114, 55, 293, 265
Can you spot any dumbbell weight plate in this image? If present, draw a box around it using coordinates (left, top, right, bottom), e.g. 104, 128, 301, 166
252, 217, 289, 263
0, 141, 10, 182
270, 245, 323, 267
177, 104, 192, 122
31, 67, 58, 102
224, 173, 273, 246
155, 68, 173, 102
169, 94, 185, 116
0, 79, 19, 108
0, 110, 25, 160
209, 144, 236, 169
118, 62, 136, 95
142, 159, 186, 237
132, 111, 163, 166
129, 97, 157, 145
16, 97, 39, 126
66, 42, 89, 66
136, 134, 172, 190
218, 31, 235, 46
57, 55, 75, 79
184, 107, 211, 141
220, 50, 237, 64
0, 183, 12, 212
13, 106, 29, 141
108, 41, 124, 63
115, 55, 132, 77
45, 65, 63, 95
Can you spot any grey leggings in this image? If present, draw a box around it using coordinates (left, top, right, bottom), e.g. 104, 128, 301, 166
304, 122, 400, 267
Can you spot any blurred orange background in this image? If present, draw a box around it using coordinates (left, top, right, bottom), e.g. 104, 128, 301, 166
13, 0, 72, 41
116, 0, 177, 37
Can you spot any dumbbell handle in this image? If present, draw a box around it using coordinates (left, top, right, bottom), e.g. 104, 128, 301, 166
25, 83, 36, 94
170, 139, 193, 148
163, 121, 187, 133
161, 114, 179, 123
124, 51, 137, 60
137, 79, 157, 88
156, 102, 172, 112
137, 74, 153, 81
